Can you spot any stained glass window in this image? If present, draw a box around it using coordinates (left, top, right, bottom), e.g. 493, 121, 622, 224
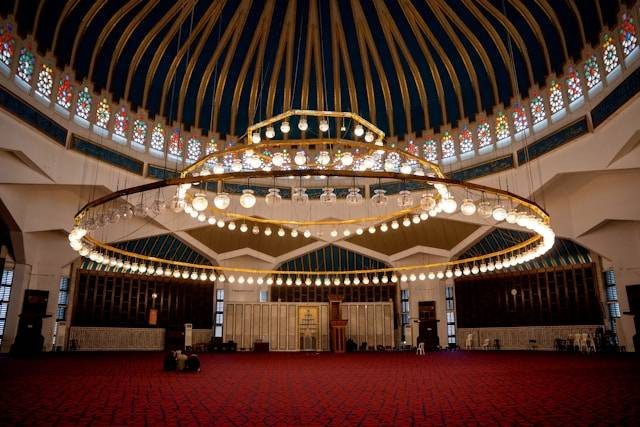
459, 128, 473, 154
441, 132, 455, 159
151, 123, 165, 151
35, 63, 52, 98
548, 81, 564, 114
530, 95, 546, 124
566, 66, 583, 102
423, 139, 438, 162
56, 75, 72, 110
187, 137, 202, 162
113, 108, 128, 138
619, 13, 637, 56
406, 140, 419, 157
477, 122, 492, 148
132, 119, 147, 145
75, 87, 92, 120
205, 138, 218, 155
512, 105, 528, 133
95, 99, 110, 128
0, 23, 15, 66
168, 129, 184, 158
495, 112, 510, 141
584, 55, 601, 88
16, 46, 34, 83
601, 34, 619, 73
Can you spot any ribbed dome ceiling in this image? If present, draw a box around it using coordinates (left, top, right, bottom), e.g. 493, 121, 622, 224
4, 0, 624, 137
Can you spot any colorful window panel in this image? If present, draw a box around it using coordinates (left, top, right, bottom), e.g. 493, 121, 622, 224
0, 23, 15, 66
205, 138, 218, 155
168, 130, 184, 158
423, 139, 438, 162
150, 123, 165, 151
17, 46, 34, 83
56, 75, 72, 110
75, 87, 92, 120
441, 132, 456, 159
95, 98, 110, 128
113, 108, 129, 138
530, 95, 546, 123
512, 105, 528, 133
132, 120, 147, 145
602, 34, 619, 73
477, 122, 492, 148
619, 13, 637, 56
406, 140, 419, 156
566, 66, 583, 102
187, 137, 202, 162
548, 81, 564, 114
35, 63, 52, 98
584, 56, 601, 88
495, 112, 510, 140
459, 128, 473, 154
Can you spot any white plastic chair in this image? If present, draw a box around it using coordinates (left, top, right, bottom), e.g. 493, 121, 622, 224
416, 342, 425, 355
465, 333, 473, 349
481, 338, 490, 351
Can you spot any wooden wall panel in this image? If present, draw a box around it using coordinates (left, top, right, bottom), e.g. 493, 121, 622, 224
342, 302, 395, 348
455, 264, 603, 328
457, 325, 602, 350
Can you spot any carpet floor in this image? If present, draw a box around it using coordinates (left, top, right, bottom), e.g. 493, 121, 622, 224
0, 351, 639, 426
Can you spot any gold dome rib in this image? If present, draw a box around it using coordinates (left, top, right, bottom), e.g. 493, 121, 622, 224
87, 0, 141, 84
534, 0, 570, 63
330, 0, 359, 114
51, 0, 81, 55
141, 0, 196, 114
70, 0, 108, 69
106, 0, 160, 93
230, 0, 275, 132
398, 0, 451, 126
351, 0, 394, 135
194, 1, 246, 130
160, 1, 220, 120
124, 1, 185, 101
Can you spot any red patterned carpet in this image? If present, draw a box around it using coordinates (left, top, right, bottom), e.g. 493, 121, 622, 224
0, 351, 639, 426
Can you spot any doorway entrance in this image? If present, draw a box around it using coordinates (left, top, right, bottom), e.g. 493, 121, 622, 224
418, 301, 439, 351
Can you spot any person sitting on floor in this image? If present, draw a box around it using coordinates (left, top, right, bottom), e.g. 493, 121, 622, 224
186, 354, 201, 372
176, 350, 188, 371
163, 351, 177, 371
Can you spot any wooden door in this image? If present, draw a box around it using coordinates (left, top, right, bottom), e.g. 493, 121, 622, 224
418, 301, 439, 351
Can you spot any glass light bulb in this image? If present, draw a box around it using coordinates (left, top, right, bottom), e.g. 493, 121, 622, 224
363, 155, 375, 170
400, 163, 412, 174
240, 223, 248, 232
397, 190, 413, 208
192, 193, 208, 212
402, 217, 411, 227
391, 220, 399, 230
292, 187, 309, 205
477, 201, 493, 218
251, 132, 261, 143
364, 131, 374, 142
319, 119, 329, 132
354, 124, 364, 137
230, 159, 243, 172
228, 221, 236, 230
492, 205, 507, 221
213, 192, 230, 210
294, 151, 306, 166
371, 189, 388, 207
280, 121, 290, 134
271, 153, 284, 167
213, 163, 225, 174
380, 223, 389, 232
303, 230, 312, 238
216, 219, 225, 228
441, 198, 457, 214
368, 226, 376, 234
298, 118, 308, 131
317, 151, 331, 166
277, 228, 285, 237
291, 229, 298, 237
239, 189, 256, 209
320, 187, 337, 205
420, 192, 436, 211
265, 126, 275, 138
460, 199, 476, 216
265, 188, 282, 206
264, 227, 272, 236
346, 187, 363, 205
340, 152, 354, 166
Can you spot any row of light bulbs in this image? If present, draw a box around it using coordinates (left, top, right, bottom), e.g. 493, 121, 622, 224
250, 117, 379, 144
68, 238, 551, 285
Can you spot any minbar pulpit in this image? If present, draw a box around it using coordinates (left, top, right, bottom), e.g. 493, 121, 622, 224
329, 296, 348, 353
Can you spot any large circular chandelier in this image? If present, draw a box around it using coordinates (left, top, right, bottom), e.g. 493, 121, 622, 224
68, 110, 555, 285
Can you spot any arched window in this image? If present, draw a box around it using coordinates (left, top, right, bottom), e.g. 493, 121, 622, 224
601, 34, 619, 74
423, 139, 437, 163
565, 66, 583, 102
150, 123, 165, 152
584, 55, 601, 89
0, 23, 15, 66
619, 13, 637, 56
441, 132, 455, 159
512, 104, 528, 134
16, 46, 34, 83
187, 137, 202, 163
168, 129, 184, 159
35, 63, 52, 99
132, 120, 147, 146
477, 122, 492, 148
56, 75, 72, 110
75, 87, 92, 120
459, 128, 473, 155
530, 95, 546, 124
113, 107, 129, 138
548, 81, 564, 114
495, 112, 510, 141
95, 98, 110, 129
